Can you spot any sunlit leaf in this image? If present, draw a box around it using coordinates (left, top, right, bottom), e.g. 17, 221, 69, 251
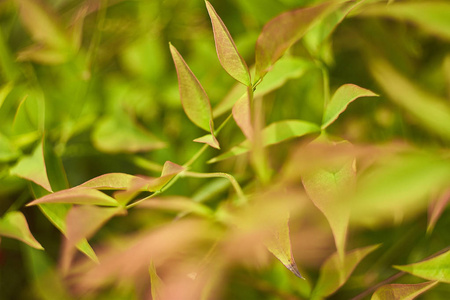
169, 43, 214, 132
394, 250, 450, 283
10, 141, 52, 192
302, 140, 355, 261
78, 173, 149, 190
428, 189, 450, 234
371, 60, 450, 140
264, 212, 302, 278
360, 2, 450, 41
27, 187, 119, 207
322, 84, 378, 130
312, 244, 380, 299
0, 211, 43, 249
205, 1, 251, 86
371, 281, 438, 300
232, 91, 253, 140
255, 1, 344, 80
92, 114, 166, 153
209, 120, 320, 163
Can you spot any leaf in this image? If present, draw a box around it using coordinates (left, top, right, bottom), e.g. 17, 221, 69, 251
205, 1, 251, 86
147, 161, 185, 192
428, 189, 450, 234
394, 250, 450, 283
264, 212, 302, 278
27, 187, 119, 207
322, 84, 378, 130
0, 81, 13, 110
137, 196, 213, 217
0, 211, 43, 249
209, 120, 320, 163
302, 141, 355, 261
78, 173, 149, 190
312, 244, 380, 299
193, 120, 220, 149
10, 140, 53, 192
169, 43, 214, 132
254, 1, 344, 80
0, 133, 21, 162
371, 60, 450, 140
232, 91, 253, 140
360, 2, 450, 41
371, 281, 439, 300
150, 262, 164, 300
92, 114, 166, 153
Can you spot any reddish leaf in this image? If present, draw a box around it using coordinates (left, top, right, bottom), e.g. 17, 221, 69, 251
232, 91, 253, 140
371, 281, 438, 300
27, 187, 119, 207
193, 120, 220, 149
206, 1, 251, 86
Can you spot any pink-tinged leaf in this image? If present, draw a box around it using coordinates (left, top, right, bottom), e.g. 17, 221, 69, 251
322, 84, 378, 130
78, 173, 149, 190
27, 187, 119, 207
169, 43, 214, 132
193, 120, 220, 149
209, 120, 320, 163
312, 244, 380, 299
264, 212, 302, 278
371, 281, 438, 300
0, 211, 43, 249
147, 161, 185, 192
302, 140, 355, 261
255, 1, 344, 80
205, 1, 251, 86
10, 141, 53, 192
232, 91, 253, 140
428, 189, 450, 234
394, 250, 450, 283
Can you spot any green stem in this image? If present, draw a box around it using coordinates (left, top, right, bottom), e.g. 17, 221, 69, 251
183, 171, 247, 204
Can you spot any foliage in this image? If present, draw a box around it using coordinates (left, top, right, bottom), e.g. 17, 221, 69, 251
0, 0, 449, 299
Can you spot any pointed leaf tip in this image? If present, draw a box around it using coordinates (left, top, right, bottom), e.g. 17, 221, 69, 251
205, 1, 251, 86
169, 43, 213, 132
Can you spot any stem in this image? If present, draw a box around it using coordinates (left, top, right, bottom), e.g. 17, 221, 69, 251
183, 171, 247, 204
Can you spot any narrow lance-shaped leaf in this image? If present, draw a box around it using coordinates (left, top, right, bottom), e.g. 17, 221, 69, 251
427, 189, 450, 234
311, 244, 380, 299
205, 1, 251, 86
322, 84, 378, 130
394, 250, 450, 283
209, 120, 320, 163
149, 262, 164, 300
10, 140, 53, 192
255, 1, 344, 80
371, 281, 438, 300
232, 91, 253, 140
0, 211, 43, 249
27, 187, 119, 207
78, 173, 149, 190
169, 43, 214, 132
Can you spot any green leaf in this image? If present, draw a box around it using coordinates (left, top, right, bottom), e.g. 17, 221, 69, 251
264, 212, 302, 278
394, 250, 450, 283
371, 281, 439, 300
371, 60, 450, 140
0, 133, 21, 162
0, 211, 43, 249
302, 140, 355, 261
10, 140, 53, 192
322, 84, 378, 130
92, 114, 166, 153
205, 1, 251, 86
137, 196, 213, 217
193, 120, 221, 149
360, 2, 450, 41
0, 81, 13, 110
254, 1, 344, 80
149, 262, 164, 300
209, 120, 320, 163
27, 187, 119, 207
78, 173, 149, 190
169, 43, 214, 132
312, 244, 380, 299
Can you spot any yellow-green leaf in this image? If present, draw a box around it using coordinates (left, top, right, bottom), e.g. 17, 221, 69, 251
206, 1, 251, 86
371, 281, 438, 300
27, 187, 119, 207
394, 250, 450, 283
0, 211, 43, 249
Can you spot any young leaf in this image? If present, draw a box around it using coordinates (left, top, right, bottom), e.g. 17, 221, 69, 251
209, 120, 320, 163
10, 141, 53, 192
394, 250, 450, 283
264, 212, 302, 278
205, 1, 251, 86
255, 1, 344, 80
193, 120, 220, 149
0, 82, 13, 110
371, 60, 450, 140
0, 211, 43, 249
311, 244, 380, 299
371, 281, 438, 300
0, 133, 21, 162
137, 196, 213, 217
360, 2, 450, 41
27, 187, 119, 207
232, 92, 253, 140
169, 43, 214, 132
428, 189, 450, 234
322, 84, 378, 130
78, 173, 149, 190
